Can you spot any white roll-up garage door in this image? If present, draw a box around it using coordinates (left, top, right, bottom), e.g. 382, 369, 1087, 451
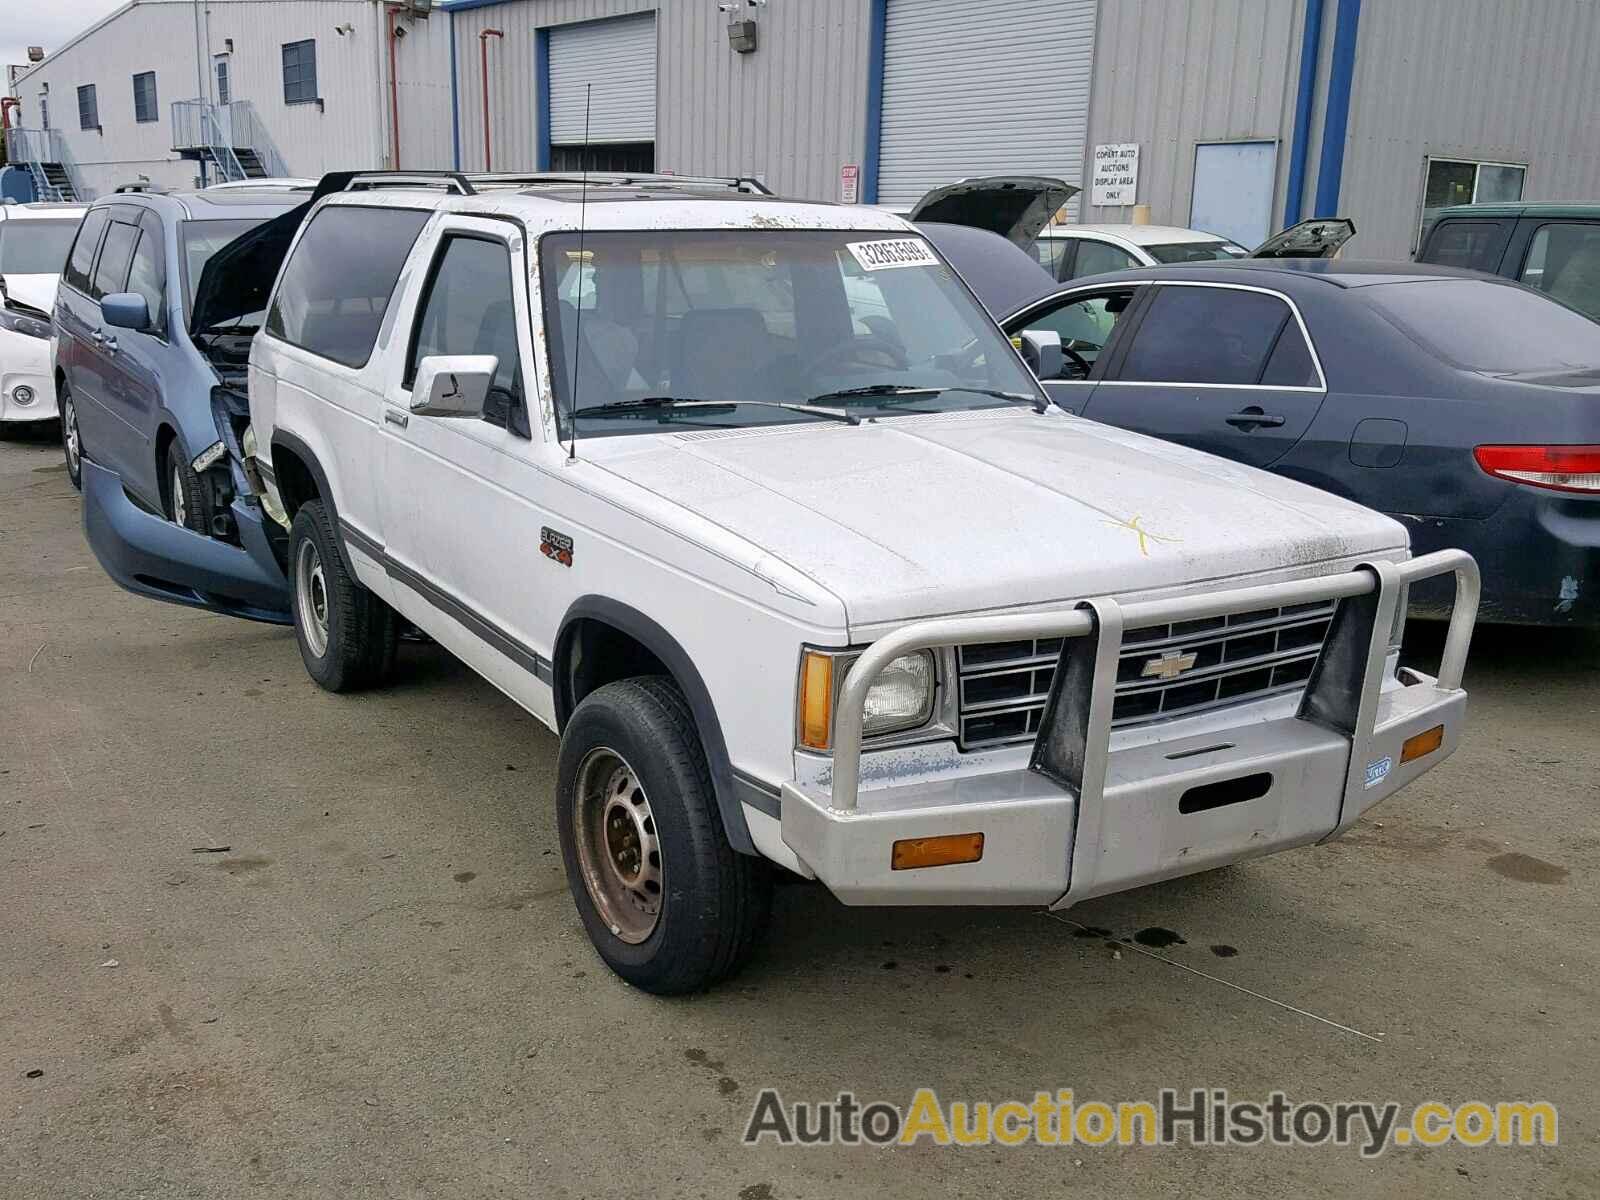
548, 13, 657, 144
876, 0, 1096, 209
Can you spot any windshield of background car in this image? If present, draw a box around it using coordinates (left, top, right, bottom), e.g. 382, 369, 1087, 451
1145, 240, 1249, 264
0, 219, 80, 276
1367, 278, 1600, 373
181, 218, 274, 327
540, 229, 1042, 437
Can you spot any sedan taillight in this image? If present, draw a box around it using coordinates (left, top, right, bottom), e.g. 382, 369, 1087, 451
1473, 444, 1600, 494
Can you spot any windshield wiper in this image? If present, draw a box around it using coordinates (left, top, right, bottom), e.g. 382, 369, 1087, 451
804, 383, 1049, 413
572, 397, 861, 426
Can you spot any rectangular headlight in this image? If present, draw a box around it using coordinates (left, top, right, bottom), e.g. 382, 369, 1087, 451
797, 648, 936, 750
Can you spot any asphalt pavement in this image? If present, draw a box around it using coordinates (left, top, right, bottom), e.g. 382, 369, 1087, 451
2, 427, 1596, 1198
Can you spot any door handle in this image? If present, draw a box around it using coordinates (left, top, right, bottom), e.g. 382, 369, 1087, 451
1225, 407, 1285, 430
384, 409, 409, 429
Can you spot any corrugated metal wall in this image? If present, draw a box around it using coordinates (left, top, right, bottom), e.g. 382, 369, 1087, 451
1338, 0, 1600, 259
1082, 0, 1304, 228
449, 0, 870, 199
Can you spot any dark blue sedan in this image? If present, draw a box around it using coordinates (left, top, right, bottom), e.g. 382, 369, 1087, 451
927, 234, 1600, 627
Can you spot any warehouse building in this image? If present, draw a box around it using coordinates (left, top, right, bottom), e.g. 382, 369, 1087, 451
8, 0, 1600, 260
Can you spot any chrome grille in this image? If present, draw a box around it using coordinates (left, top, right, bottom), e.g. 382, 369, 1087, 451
956, 601, 1337, 750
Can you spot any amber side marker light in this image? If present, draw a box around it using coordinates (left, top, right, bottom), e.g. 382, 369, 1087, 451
892, 833, 985, 871
1400, 724, 1445, 765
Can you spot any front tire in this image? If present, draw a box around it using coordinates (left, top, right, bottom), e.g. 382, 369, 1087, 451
60, 387, 82, 491
164, 439, 214, 533
288, 499, 397, 692
557, 677, 772, 994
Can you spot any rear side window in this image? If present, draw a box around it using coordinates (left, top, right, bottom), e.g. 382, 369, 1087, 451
1518, 222, 1600, 322
1368, 278, 1600, 373
1117, 286, 1318, 387
1419, 219, 1512, 271
1069, 239, 1140, 279
91, 220, 140, 301
266, 205, 430, 368
63, 208, 111, 293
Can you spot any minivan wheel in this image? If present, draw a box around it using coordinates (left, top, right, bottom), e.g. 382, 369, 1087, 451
61, 389, 82, 490
557, 677, 773, 994
287, 499, 398, 692
163, 440, 214, 534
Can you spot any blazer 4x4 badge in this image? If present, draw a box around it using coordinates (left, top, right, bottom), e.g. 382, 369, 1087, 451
541, 527, 574, 567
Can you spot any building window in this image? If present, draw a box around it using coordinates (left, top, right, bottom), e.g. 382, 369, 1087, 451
132, 71, 158, 123
281, 39, 318, 105
77, 84, 98, 130
1419, 157, 1525, 245
39, 95, 49, 130
215, 57, 230, 106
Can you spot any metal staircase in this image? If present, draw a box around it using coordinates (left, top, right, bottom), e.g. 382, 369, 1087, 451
2, 129, 83, 201
170, 100, 289, 184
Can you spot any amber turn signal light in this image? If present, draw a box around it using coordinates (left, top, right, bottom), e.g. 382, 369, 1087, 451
798, 651, 834, 750
1400, 724, 1445, 764
891, 833, 984, 871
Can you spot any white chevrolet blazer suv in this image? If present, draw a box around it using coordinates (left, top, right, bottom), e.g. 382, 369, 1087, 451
233, 171, 1478, 993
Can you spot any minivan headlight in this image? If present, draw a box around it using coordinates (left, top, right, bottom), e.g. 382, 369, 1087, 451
797, 648, 936, 750
0, 305, 51, 340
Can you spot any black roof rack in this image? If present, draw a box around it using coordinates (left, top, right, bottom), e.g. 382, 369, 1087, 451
307, 169, 774, 203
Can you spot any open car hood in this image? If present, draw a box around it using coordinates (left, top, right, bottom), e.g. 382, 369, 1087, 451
188, 172, 365, 334
908, 176, 1079, 248
1249, 217, 1355, 259
189, 199, 311, 334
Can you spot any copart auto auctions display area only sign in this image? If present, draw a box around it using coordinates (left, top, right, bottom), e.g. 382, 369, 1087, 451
1091, 143, 1140, 207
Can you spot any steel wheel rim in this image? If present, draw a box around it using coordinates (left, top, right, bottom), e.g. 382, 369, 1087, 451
573, 747, 663, 944
294, 538, 330, 658
171, 464, 187, 527
63, 398, 79, 473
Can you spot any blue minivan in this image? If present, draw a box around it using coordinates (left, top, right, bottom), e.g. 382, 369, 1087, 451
55, 186, 305, 622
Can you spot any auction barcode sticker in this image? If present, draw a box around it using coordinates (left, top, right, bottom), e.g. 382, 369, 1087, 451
847, 238, 940, 271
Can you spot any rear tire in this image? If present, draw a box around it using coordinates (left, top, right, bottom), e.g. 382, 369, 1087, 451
557, 677, 772, 994
288, 499, 397, 692
163, 439, 215, 533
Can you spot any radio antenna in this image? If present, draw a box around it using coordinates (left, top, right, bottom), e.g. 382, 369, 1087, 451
566, 83, 592, 462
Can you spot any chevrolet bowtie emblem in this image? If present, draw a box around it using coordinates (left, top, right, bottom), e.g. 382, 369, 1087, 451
1142, 649, 1199, 680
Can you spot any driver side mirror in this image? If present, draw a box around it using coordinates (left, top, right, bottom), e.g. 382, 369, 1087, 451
411, 354, 497, 419
100, 292, 150, 331
1016, 329, 1064, 380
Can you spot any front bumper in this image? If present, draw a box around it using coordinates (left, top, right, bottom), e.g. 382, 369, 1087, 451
0, 330, 57, 421
80, 457, 291, 624
780, 550, 1477, 906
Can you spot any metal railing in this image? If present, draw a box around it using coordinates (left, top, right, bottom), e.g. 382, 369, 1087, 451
170, 99, 290, 181
828, 549, 1480, 813
2, 127, 84, 200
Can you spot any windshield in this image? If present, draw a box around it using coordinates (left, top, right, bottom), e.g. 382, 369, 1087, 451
181, 217, 277, 329
540, 229, 1042, 437
1145, 240, 1249, 264
0, 219, 80, 276
1367, 278, 1600, 373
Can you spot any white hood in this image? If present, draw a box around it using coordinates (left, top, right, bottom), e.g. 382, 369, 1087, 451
0, 273, 60, 314
590, 408, 1407, 629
